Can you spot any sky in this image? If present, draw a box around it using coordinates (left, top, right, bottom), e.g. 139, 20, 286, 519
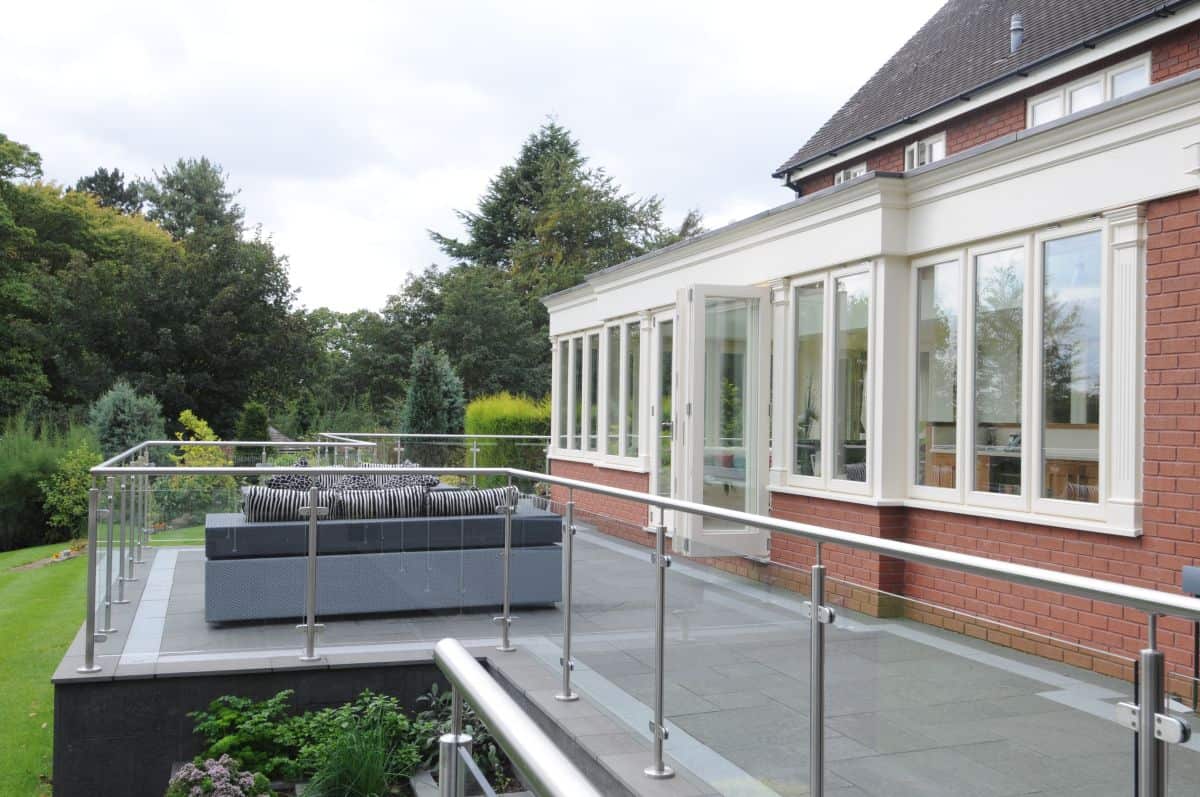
3, 0, 944, 312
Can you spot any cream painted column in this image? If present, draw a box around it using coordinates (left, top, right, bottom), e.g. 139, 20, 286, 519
769, 280, 789, 488
550, 337, 561, 452
1104, 205, 1146, 532
872, 256, 912, 500
638, 312, 653, 469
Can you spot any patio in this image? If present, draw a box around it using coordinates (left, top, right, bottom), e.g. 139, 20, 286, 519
55, 520, 1200, 796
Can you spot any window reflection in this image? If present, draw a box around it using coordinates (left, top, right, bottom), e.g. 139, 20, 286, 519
625, 322, 640, 456
974, 248, 1024, 495
793, 283, 824, 477
835, 274, 870, 482
916, 262, 959, 488
1043, 232, 1101, 502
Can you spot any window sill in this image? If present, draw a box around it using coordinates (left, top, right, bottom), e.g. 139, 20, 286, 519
767, 484, 1140, 538
548, 451, 649, 474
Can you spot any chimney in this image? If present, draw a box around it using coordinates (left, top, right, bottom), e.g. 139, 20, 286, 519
1010, 13, 1025, 54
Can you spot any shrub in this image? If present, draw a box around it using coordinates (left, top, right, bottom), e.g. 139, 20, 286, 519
0, 416, 64, 551
416, 683, 514, 792
305, 722, 400, 797
164, 754, 272, 797
155, 410, 238, 526
399, 344, 465, 466
235, 401, 270, 442
88, 380, 165, 457
465, 392, 550, 486
39, 438, 103, 540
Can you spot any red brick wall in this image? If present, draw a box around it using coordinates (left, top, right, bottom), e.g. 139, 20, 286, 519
795, 20, 1200, 198
548, 459, 650, 543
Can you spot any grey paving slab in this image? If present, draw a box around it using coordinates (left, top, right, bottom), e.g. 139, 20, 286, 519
55, 529, 1200, 797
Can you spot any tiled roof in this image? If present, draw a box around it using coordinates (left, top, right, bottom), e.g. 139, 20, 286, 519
773, 0, 1189, 177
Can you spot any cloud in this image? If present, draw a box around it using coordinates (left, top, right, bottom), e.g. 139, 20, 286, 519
1, 0, 942, 311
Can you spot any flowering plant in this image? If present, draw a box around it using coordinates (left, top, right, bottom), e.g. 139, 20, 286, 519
164, 754, 272, 797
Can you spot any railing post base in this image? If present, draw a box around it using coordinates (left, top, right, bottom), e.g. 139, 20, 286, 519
556, 498, 578, 701
644, 523, 675, 780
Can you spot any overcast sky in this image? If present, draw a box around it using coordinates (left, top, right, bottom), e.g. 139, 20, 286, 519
3, 0, 943, 312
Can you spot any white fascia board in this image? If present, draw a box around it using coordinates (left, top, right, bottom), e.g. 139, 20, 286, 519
784, 3, 1200, 182
905, 73, 1200, 255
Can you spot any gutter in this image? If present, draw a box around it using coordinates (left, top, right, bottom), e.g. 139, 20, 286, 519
773, 0, 1198, 182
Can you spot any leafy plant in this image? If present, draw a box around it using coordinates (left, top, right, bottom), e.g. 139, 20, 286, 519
465, 392, 549, 487
88, 380, 166, 458
164, 754, 273, 797
190, 690, 301, 781
0, 415, 96, 551
39, 438, 102, 539
415, 683, 513, 792
156, 410, 239, 525
305, 722, 403, 797
235, 401, 270, 443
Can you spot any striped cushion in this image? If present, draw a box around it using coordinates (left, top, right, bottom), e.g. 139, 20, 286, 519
426, 486, 518, 517
242, 486, 336, 522
334, 487, 427, 520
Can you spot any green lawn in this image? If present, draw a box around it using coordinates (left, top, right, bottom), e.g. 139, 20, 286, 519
147, 524, 204, 546
0, 542, 88, 796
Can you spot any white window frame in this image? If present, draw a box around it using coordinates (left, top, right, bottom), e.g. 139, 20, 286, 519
833, 162, 867, 185
785, 262, 874, 496
901, 217, 1124, 528
907, 251, 968, 504
1026, 53, 1151, 128
904, 132, 946, 171
1030, 220, 1107, 522
553, 318, 646, 467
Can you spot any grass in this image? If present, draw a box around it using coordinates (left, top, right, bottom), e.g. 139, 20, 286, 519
147, 524, 204, 546
0, 541, 88, 796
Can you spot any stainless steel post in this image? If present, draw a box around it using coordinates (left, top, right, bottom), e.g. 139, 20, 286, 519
1138, 615, 1166, 797
495, 482, 515, 652
100, 477, 117, 630
79, 487, 103, 673
298, 485, 326, 661
645, 523, 674, 779
129, 475, 143, 564
810, 562, 829, 797
261, 445, 268, 464
556, 495, 578, 701
437, 686, 472, 797
114, 476, 132, 599
471, 443, 479, 487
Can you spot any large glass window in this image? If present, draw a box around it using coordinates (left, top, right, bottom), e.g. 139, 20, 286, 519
606, 326, 620, 455
793, 283, 824, 477
571, 337, 582, 450
585, 333, 599, 451
625, 322, 640, 456
834, 273, 870, 482
974, 248, 1024, 495
1042, 232, 1101, 502
557, 339, 568, 449
915, 262, 959, 488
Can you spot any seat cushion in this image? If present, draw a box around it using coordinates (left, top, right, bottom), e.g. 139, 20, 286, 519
426, 485, 518, 517
334, 487, 427, 519
242, 486, 337, 522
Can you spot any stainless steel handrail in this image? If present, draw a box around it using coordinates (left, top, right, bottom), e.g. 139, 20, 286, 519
433, 638, 604, 797
320, 432, 551, 441
88, 461, 1200, 624
96, 438, 373, 469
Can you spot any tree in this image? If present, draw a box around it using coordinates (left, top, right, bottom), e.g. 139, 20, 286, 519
140, 157, 242, 243
398, 343, 465, 458
0, 133, 42, 181
74, 167, 142, 213
235, 400, 270, 441
87, 380, 167, 457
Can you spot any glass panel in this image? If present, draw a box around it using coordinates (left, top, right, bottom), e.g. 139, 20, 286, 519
1043, 232, 1101, 502
927, 136, 945, 163
571, 337, 582, 450
1030, 95, 1062, 127
606, 326, 621, 455
557, 340, 568, 448
586, 333, 599, 451
1111, 62, 1149, 97
1069, 80, 1103, 113
793, 282, 824, 477
656, 320, 673, 498
702, 296, 759, 525
915, 262, 959, 488
974, 247, 1024, 495
626, 321, 640, 456
834, 273, 870, 482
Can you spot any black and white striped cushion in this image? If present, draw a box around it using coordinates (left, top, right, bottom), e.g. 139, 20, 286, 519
242, 486, 336, 522
425, 486, 518, 517
333, 487, 427, 520
354, 462, 439, 488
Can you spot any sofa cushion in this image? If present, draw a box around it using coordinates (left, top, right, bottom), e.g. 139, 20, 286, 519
426, 485, 518, 517
242, 485, 336, 522
355, 461, 439, 488
335, 486, 427, 520
266, 473, 313, 490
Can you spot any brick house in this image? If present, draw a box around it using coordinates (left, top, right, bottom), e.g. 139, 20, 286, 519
543, 0, 1200, 679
